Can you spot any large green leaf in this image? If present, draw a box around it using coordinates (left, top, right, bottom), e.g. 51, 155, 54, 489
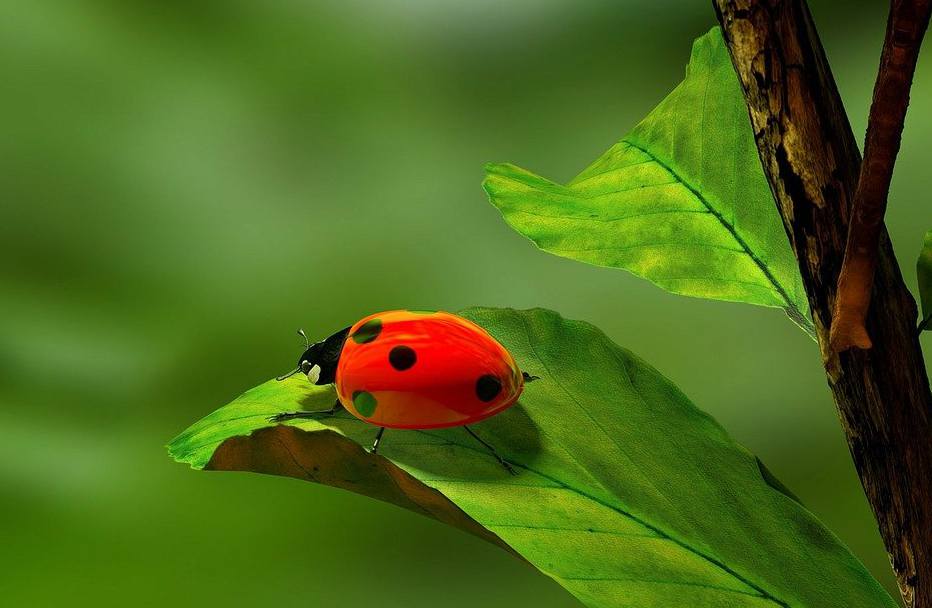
483, 29, 814, 337
169, 307, 890, 608
917, 229, 932, 331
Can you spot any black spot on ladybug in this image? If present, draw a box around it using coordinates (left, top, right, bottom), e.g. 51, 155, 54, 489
351, 318, 382, 344
389, 345, 417, 371
352, 390, 378, 417
475, 374, 502, 402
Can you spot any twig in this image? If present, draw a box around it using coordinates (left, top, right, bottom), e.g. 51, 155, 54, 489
715, 1, 932, 605
830, 0, 932, 352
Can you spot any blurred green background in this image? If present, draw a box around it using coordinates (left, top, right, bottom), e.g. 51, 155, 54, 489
2, 1, 929, 606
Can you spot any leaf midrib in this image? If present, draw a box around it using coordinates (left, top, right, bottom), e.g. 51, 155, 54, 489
409, 424, 784, 606
508, 314, 788, 607
206, 405, 786, 606
622, 138, 812, 337
508, 206, 709, 224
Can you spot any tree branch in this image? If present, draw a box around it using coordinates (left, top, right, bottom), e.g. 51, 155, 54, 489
831, 0, 932, 352
713, 1, 932, 606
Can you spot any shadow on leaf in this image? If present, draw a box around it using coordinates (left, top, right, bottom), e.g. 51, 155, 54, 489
206, 424, 523, 559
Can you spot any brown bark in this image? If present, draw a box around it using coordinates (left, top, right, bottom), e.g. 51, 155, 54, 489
831, 0, 932, 352
713, 1, 932, 606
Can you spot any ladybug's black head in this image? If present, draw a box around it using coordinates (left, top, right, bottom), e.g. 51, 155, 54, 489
277, 326, 350, 386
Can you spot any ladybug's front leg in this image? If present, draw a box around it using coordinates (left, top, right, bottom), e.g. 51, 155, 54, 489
268, 399, 342, 423
369, 427, 386, 454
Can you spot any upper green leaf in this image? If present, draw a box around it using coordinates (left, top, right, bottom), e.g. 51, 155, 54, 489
169, 307, 890, 608
483, 28, 813, 337
917, 229, 932, 331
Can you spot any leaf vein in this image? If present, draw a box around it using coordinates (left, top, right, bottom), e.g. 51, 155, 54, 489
507, 207, 709, 224
511, 313, 788, 607
557, 575, 767, 600
620, 138, 811, 335
568, 157, 656, 186
551, 241, 746, 255
486, 523, 658, 538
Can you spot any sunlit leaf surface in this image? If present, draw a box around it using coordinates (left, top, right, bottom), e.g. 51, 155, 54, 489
169, 308, 890, 608
483, 29, 813, 337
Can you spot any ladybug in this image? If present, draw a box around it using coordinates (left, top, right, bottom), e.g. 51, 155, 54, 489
272, 310, 537, 473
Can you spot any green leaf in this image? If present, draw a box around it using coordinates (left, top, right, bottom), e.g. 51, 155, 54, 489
483, 28, 814, 338
169, 307, 891, 608
917, 229, 932, 331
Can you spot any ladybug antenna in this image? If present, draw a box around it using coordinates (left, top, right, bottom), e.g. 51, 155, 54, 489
276, 367, 301, 381
276, 328, 312, 381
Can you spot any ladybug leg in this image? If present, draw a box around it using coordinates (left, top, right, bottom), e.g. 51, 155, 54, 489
463, 426, 517, 475
369, 427, 386, 454
267, 399, 342, 423
522, 371, 540, 383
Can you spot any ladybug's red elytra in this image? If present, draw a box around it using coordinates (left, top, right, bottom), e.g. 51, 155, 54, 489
272, 310, 537, 473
